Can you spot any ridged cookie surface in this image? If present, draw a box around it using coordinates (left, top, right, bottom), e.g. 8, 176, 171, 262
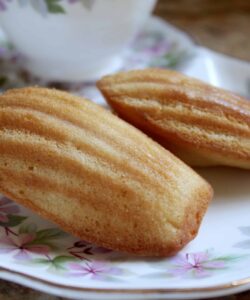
0, 87, 212, 256
97, 69, 250, 168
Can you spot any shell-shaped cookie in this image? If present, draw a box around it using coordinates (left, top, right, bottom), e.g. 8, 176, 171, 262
97, 69, 250, 168
0, 87, 212, 256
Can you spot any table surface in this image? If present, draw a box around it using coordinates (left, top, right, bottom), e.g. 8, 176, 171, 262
0, 0, 250, 299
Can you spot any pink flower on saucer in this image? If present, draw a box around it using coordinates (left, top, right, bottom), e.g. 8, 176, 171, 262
0, 233, 50, 260
169, 252, 225, 278
68, 261, 122, 280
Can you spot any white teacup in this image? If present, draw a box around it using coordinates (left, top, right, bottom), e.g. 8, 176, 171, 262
0, 0, 156, 81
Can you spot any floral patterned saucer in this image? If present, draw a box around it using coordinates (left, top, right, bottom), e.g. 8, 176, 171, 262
0, 17, 250, 300
0, 16, 195, 105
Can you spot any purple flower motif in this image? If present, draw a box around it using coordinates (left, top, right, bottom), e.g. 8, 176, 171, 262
168, 252, 225, 278
143, 41, 171, 57
0, 0, 11, 11
0, 197, 20, 223
68, 261, 122, 280
0, 46, 6, 57
0, 233, 50, 260
0, 0, 96, 14
125, 31, 176, 70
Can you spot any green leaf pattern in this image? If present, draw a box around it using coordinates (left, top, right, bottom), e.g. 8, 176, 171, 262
45, 0, 65, 14
0, 195, 249, 280
0, 0, 96, 15
0, 215, 27, 227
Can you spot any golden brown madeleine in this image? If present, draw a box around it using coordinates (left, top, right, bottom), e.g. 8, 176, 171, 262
97, 68, 250, 168
0, 87, 212, 256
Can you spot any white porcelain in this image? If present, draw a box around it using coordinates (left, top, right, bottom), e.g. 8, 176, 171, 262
0, 0, 156, 81
0, 17, 250, 299
0, 167, 250, 300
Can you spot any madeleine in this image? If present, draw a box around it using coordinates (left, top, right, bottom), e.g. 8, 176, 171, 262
98, 68, 250, 168
0, 87, 212, 256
